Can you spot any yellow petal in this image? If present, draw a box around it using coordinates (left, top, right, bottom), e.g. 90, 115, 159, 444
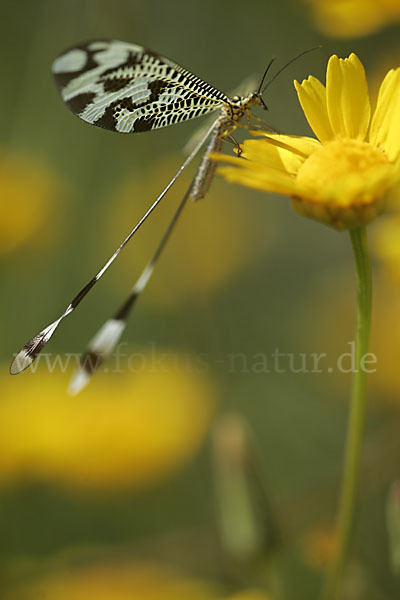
294, 76, 334, 143
212, 136, 319, 176
242, 137, 312, 174
218, 164, 297, 197
369, 67, 400, 162
248, 132, 320, 155
326, 53, 371, 140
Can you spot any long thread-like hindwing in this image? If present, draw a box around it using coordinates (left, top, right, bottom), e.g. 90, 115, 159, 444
11, 40, 265, 386
52, 40, 230, 133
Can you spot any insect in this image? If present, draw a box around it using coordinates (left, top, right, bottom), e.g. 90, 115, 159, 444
10, 40, 316, 392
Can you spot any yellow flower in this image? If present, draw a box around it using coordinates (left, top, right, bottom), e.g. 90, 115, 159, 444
305, 0, 400, 38
215, 54, 400, 231
0, 353, 214, 489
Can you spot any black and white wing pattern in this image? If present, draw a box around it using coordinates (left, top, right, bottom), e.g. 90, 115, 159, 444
52, 40, 230, 133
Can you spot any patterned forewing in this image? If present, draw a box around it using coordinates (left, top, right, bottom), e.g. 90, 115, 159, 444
52, 40, 229, 133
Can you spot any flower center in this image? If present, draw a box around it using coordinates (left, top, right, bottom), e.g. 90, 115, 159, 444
293, 138, 395, 229
297, 138, 389, 200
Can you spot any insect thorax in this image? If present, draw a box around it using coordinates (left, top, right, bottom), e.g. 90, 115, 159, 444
191, 92, 262, 201
227, 93, 261, 120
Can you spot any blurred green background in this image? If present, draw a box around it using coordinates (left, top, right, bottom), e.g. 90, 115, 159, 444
1, 0, 400, 598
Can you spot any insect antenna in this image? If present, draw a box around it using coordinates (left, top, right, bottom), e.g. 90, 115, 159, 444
256, 57, 276, 96
262, 45, 322, 94
253, 58, 276, 111
69, 182, 192, 394
10, 117, 220, 376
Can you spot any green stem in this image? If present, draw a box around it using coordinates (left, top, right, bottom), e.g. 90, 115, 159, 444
321, 226, 372, 600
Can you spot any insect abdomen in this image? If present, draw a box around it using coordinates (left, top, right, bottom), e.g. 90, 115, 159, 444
190, 123, 224, 201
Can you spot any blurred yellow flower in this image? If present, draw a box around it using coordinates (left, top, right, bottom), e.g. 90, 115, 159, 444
103, 157, 275, 308
372, 210, 400, 281
10, 560, 272, 600
0, 150, 64, 256
368, 282, 400, 399
370, 194, 400, 399
215, 54, 400, 230
300, 526, 338, 570
227, 592, 272, 600
0, 353, 214, 489
305, 0, 400, 38
12, 562, 220, 600
302, 264, 400, 402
